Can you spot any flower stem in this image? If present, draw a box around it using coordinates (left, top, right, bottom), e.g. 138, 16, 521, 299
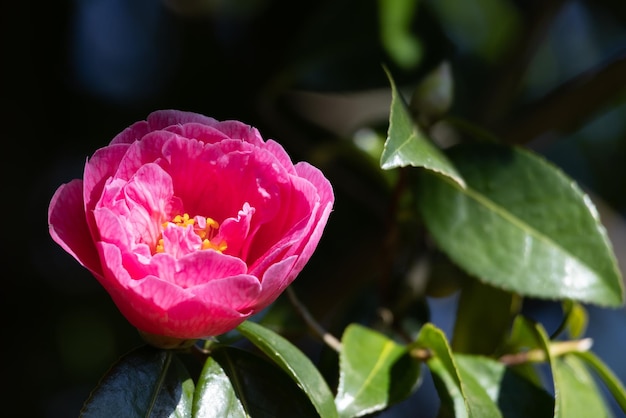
287, 286, 342, 352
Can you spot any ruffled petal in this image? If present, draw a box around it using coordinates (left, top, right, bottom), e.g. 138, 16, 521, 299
83, 143, 130, 211
147, 109, 218, 129
48, 179, 103, 278
110, 120, 150, 145
164, 122, 230, 145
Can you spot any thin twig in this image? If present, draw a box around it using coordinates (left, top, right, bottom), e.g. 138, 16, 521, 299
287, 286, 342, 352
499, 338, 593, 366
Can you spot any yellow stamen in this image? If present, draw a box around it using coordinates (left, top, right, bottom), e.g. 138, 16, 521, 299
154, 213, 226, 254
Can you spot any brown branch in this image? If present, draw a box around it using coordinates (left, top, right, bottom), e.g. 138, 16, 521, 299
501, 51, 626, 145
480, 0, 568, 126
287, 286, 343, 352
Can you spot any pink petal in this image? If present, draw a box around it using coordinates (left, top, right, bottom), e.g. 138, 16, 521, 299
294, 162, 335, 209
264, 139, 297, 175
147, 109, 218, 129
217, 203, 255, 258
98, 242, 254, 338
164, 122, 230, 145
254, 255, 298, 309
113, 131, 172, 181
83, 143, 131, 211
48, 179, 103, 278
122, 163, 175, 244
190, 273, 261, 310
93, 206, 132, 250
212, 120, 264, 146
148, 250, 248, 288
110, 120, 150, 145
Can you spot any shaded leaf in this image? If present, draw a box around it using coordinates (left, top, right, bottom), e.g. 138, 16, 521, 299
194, 347, 319, 418
414, 323, 501, 418
380, 68, 465, 188
410, 61, 454, 122
563, 300, 588, 339
379, 0, 423, 70
418, 142, 623, 307
575, 350, 626, 415
335, 324, 421, 418
451, 280, 520, 355
237, 320, 338, 418
81, 346, 193, 418
455, 354, 554, 418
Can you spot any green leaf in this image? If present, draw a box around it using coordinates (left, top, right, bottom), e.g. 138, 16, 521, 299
194, 347, 319, 417
454, 354, 554, 418
379, 0, 423, 70
529, 320, 611, 418
554, 355, 612, 417
417, 142, 623, 307
409, 61, 454, 122
563, 301, 589, 339
192, 354, 247, 418
335, 324, 421, 418
237, 320, 338, 418
451, 280, 520, 355
575, 350, 626, 415
80, 346, 193, 418
380, 68, 465, 188
414, 323, 501, 418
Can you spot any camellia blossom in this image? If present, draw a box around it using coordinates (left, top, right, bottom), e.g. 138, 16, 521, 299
48, 110, 334, 343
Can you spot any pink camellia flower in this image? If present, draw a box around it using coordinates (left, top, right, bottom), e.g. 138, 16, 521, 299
48, 110, 334, 345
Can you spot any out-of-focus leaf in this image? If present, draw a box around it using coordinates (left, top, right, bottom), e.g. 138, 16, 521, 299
554, 355, 612, 417
193, 347, 319, 418
335, 324, 421, 418
575, 350, 626, 415
380, 68, 465, 188
379, 0, 422, 70
455, 354, 554, 418
418, 142, 623, 307
414, 323, 501, 417
502, 316, 546, 388
452, 280, 519, 355
410, 61, 453, 122
563, 300, 588, 339
237, 320, 338, 418
81, 346, 193, 418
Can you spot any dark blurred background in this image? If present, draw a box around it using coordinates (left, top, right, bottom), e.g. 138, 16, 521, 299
4, 0, 626, 417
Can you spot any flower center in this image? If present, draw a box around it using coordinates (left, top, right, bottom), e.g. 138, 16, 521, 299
155, 213, 227, 254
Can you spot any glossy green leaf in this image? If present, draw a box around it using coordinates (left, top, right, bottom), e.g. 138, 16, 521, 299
194, 347, 319, 418
414, 323, 501, 417
575, 350, 626, 415
81, 346, 193, 418
335, 324, 421, 418
455, 354, 554, 418
192, 354, 246, 418
452, 280, 520, 355
380, 68, 465, 187
418, 142, 623, 307
237, 320, 338, 418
